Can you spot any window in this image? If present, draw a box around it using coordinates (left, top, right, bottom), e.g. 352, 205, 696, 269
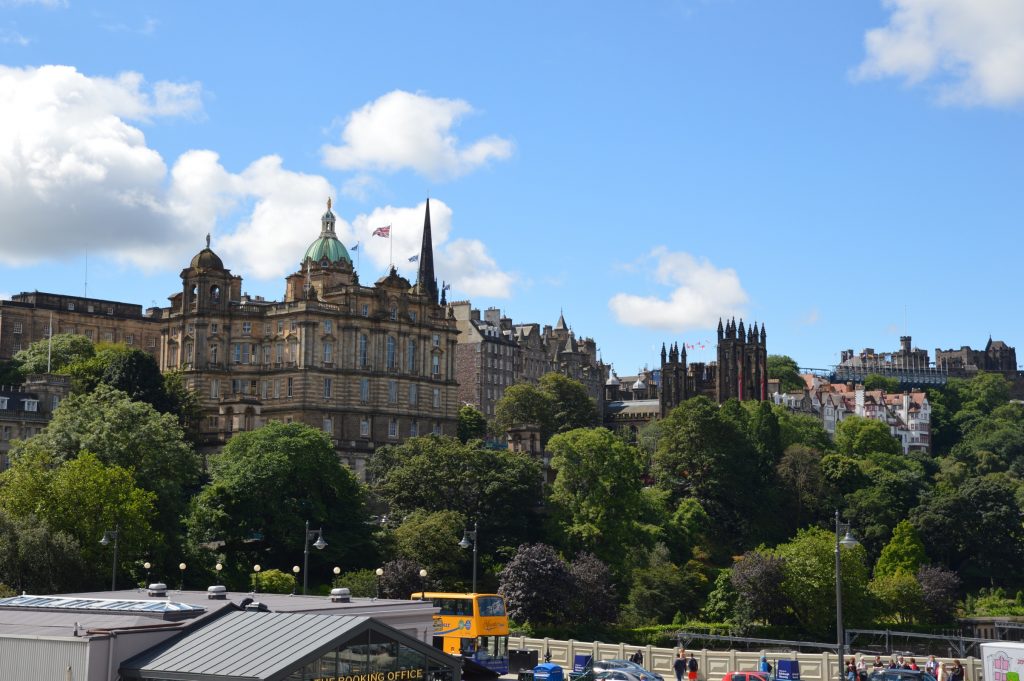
264, 323, 271, 336
409, 311, 417, 322
361, 303, 369, 317
290, 320, 297, 332
358, 334, 368, 367
386, 336, 396, 369
242, 322, 252, 335
433, 421, 441, 435
323, 377, 333, 399
388, 418, 398, 439
360, 418, 370, 437
261, 381, 269, 399
323, 319, 333, 334
273, 379, 281, 399
11, 322, 21, 334
432, 354, 440, 376
233, 344, 241, 364
263, 345, 270, 365
432, 388, 441, 408
1, 426, 10, 440
277, 320, 283, 334
0, 397, 6, 410
106, 307, 113, 315
432, 334, 441, 348
87, 305, 94, 313
211, 323, 218, 333
287, 377, 293, 397
67, 302, 75, 311
410, 421, 419, 436
388, 380, 397, 403
323, 417, 333, 434
408, 384, 418, 406
147, 336, 156, 348
407, 340, 416, 372
360, 378, 370, 403
208, 345, 218, 364
389, 305, 398, 321
323, 342, 333, 364
275, 343, 283, 363
211, 380, 219, 399
22, 399, 38, 412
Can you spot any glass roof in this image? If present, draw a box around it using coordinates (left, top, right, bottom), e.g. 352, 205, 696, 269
0, 594, 205, 615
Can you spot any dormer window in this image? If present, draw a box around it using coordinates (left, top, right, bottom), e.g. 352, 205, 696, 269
22, 399, 38, 412
0, 397, 7, 410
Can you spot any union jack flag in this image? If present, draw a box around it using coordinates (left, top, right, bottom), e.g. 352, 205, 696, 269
372, 225, 391, 238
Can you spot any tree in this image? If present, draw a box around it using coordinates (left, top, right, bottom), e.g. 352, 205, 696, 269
622, 544, 706, 625
777, 445, 828, 528
0, 452, 157, 587
379, 558, 425, 599
916, 565, 960, 623
370, 436, 542, 555
863, 374, 900, 393
767, 355, 804, 393
494, 384, 555, 442
773, 527, 870, 637
186, 422, 375, 589
498, 543, 573, 625
568, 552, 617, 623
702, 569, 738, 623
457, 405, 488, 443
538, 372, 598, 433
0, 359, 23, 386
17, 385, 199, 557
730, 550, 787, 624
869, 571, 923, 624
0, 510, 89, 594
13, 333, 95, 375
834, 416, 902, 457
777, 409, 834, 452
393, 510, 465, 586
548, 428, 650, 573
252, 568, 296, 594
874, 520, 927, 577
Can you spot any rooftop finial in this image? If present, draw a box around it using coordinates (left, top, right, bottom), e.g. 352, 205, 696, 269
205, 233, 211, 249
327, 197, 332, 212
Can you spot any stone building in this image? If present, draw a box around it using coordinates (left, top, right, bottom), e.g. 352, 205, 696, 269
450, 304, 607, 418
0, 373, 71, 470
0, 292, 162, 360
935, 337, 1018, 376
158, 199, 459, 479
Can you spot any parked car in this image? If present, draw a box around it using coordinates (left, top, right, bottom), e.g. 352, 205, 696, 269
721, 672, 772, 681
869, 671, 936, 681
592, 660, 665, 681
594, 671, 647, 681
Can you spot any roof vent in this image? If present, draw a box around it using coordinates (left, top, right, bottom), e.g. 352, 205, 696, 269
207, 585, 227, 600
330, 587, 351, 603
147, 583, 168, 597
244, 601, 269, 612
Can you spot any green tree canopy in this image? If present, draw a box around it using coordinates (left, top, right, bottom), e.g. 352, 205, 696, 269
0, 509, 89, 594
767, 355, 804, 393
777, 409, 834, 452
498, 543, 573, 625
834, 416, 902, 457
456, 404, 488, 443
863, 374, 900, 393
393, 510, 466, 587
548, 427, 651, 574
621, 543, 706, 625
494, 373, 596, 444
13, 333, 95, 375
874, 520, 928, 577
186, 422, 375, 589
538, 372, 598, 434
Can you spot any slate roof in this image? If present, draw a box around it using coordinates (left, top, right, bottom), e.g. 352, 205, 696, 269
121, 610, 459, 681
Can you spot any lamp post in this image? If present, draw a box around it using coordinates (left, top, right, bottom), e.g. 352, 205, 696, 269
292, 565, 301, 595
99, 526, 120, 591
458, 521, 479, 593
834, 509, 859, 679
302, 520, 327, 596
375, 567, 384, 599
178, 563, 187, 592
215, 562, 223, 583
143, 561, 151, 588
419, 568, 428, 600
253, 564, 262, 594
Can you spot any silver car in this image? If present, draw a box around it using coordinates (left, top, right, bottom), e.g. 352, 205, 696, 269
592, 660, 665, 681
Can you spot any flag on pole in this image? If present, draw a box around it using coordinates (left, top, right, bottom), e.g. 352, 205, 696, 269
443, 283, 452, 292
350, 241, 360, 251
372, 225, 391, 238
408, 255, 419, 262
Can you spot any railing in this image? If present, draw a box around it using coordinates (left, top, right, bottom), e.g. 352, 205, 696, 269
507, 636, 982, 681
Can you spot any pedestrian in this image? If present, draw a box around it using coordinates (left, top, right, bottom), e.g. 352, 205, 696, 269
926, 656, 939, 678
898, 656, 907, 670
908, 658, 919, 671
873, 657, 884, 671
948, 660, 965, 681
633, 650, 644, 666
688, 653, 699, 681
846, 658, 858, 681
675, 651, 688, 681
889, 658, 899, 670
759, 656, 772, 674
857, 655, 868, 681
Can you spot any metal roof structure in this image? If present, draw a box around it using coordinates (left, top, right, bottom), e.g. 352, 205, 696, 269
0, 594, 206, 621
121, 610, 461, 681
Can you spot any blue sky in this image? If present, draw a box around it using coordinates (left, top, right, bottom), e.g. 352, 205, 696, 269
1, 0, 1022, 375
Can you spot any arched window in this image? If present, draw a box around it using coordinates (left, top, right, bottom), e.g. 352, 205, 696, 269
210, 285, 221, 304
386, 336, 396, 369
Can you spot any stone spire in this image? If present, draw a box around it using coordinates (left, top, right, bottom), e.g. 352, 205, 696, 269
415, 198, 438, 303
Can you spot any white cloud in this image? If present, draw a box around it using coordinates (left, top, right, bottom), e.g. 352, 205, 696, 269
855, 0, 1024, 106
0, 0, 65, 7
608, 247, 747, 331
801, 308, 820, 326
321, 90, 513, 180
0, 29, 30, 46
437, 238, 516, 298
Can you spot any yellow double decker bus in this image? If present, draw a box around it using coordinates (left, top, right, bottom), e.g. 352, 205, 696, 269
413, 592, 510, 675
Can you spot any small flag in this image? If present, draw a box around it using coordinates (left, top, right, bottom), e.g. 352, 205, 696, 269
443, 283, 452, 292
372, 225, 391, 238
351, 241, 360, 251
408, 255, 419, 262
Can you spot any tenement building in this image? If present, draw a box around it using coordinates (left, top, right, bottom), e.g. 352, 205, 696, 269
158, 200, 459, 478
450, 303, 606, 418
0, 373, 70, 470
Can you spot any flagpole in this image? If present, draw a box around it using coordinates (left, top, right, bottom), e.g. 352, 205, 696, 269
47, 312, 53, 373
390, 224, 393, 268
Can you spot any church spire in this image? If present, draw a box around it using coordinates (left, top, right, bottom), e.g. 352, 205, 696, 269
415, 198, 438, 303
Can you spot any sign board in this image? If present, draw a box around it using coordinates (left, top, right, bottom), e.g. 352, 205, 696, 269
983, 642, 1024, 681
776, 659, 801, 681
574, 656, 593, 673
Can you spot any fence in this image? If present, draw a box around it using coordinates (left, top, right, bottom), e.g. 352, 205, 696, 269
507, 636, 983, 681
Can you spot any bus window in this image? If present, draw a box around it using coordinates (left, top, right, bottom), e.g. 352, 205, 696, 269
431, 598, 473, 616
477, 596, 506, 616
461, 638, 476, 655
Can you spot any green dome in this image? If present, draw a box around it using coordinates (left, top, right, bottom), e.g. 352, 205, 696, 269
304, 234, 351, 265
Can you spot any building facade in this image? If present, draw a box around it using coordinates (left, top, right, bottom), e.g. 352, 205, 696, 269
158, 200, 459, 479
0, 373, 71, 470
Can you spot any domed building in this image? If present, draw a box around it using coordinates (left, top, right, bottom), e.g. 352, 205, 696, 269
158, 199, 458, 479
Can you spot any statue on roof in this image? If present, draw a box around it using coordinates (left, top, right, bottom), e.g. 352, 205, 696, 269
327, 197, 332, 211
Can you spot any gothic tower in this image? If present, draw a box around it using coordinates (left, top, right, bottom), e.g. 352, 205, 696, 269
715, 317, 768, 402
415, 199, 439, 304
660, 341, 689, 417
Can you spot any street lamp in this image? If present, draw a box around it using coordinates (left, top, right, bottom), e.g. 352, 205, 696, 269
99, 526, 120, 591
253, 564, 262, 593
375, 567, 384, 599
302, 520, 327, 596
419, 568, 428, 600
143, 561, 151, 587
835, 509, 859, 679
459, 521, 479, 593
292, 565, 301, 595
178, 563, 187, 592
215, 562, 223, 583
